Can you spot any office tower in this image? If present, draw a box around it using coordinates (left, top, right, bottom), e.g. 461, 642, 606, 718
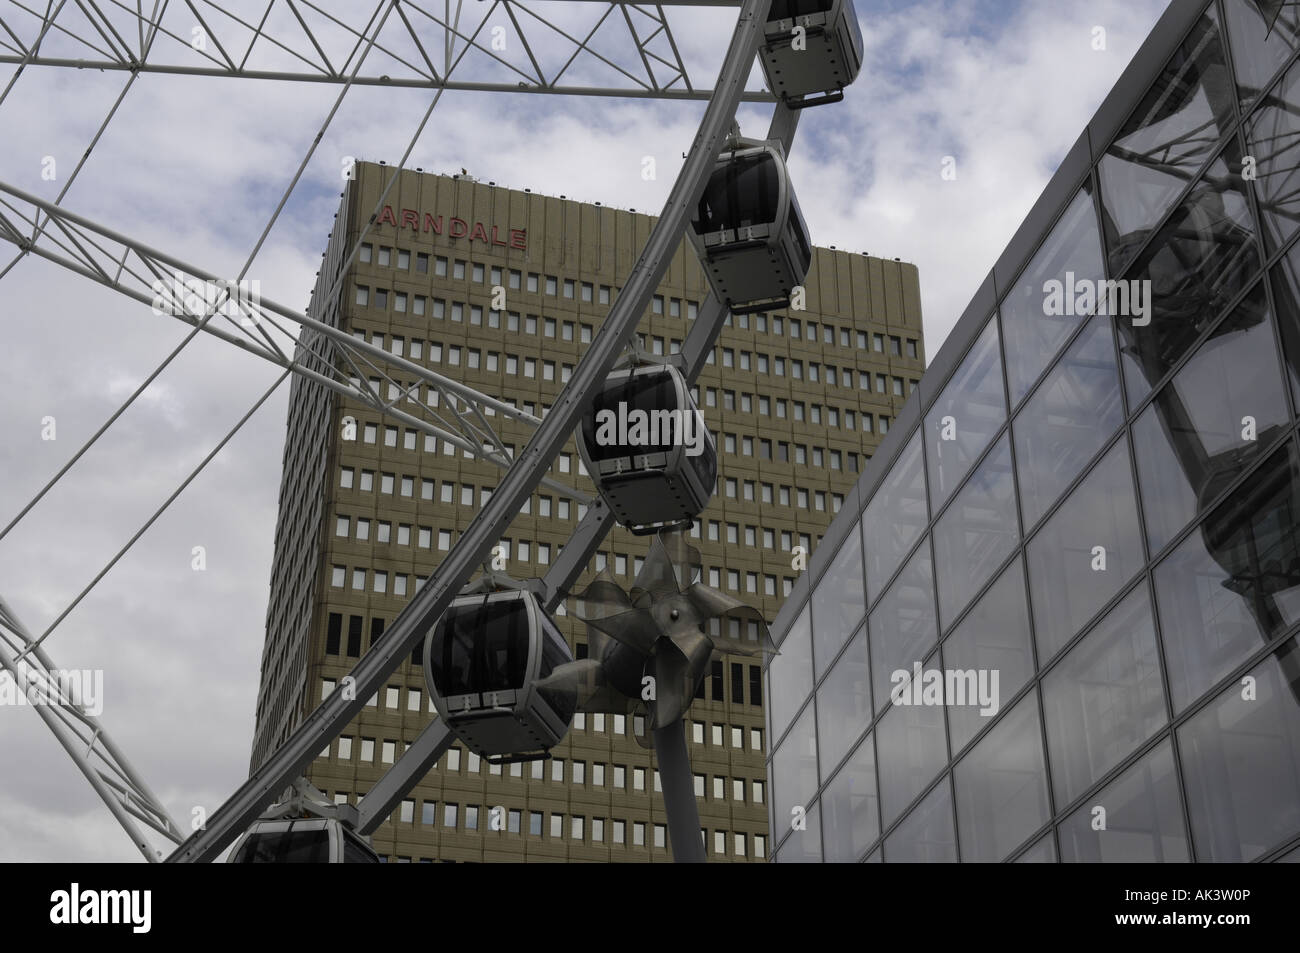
765, 0, 1300, 862
253, 160, 924, 860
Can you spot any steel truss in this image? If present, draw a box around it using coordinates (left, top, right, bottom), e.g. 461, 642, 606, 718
0, 181, 591, 503
0, 0, 772, 101
0, 597, 183, 861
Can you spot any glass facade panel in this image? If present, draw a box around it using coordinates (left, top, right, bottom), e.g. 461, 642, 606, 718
1057, 739, 1189, 862
1000, 188, 1106, 406
1014, 833, 1058, 863
924, 318, 1007, 509
1222, 0, 1300, 111
876, 686, 948, 827
772, 703, 818, 848
868, 541, 937, 711
811, 533, 866, 680
775, 800, 822, 863
1114, 138, 1261, 406
1133, 283, 1289, 554
1042, 583, 1166, 807
1267, 245, 1300, 407
765, 0, 1300, 863
933, 435, 1019, 629
883, 778, 956, 863
861, 431, 929, 602
815, 626, 871, 775
1245, 55, 1300, 252
1178, 639, 1300, 862
768, 606, 813, 745
819, 733, 879, 862
1028, 438, 1145, 663
941, 558, 1034, 754
1098, 12, 1237, 275
954, 691, 1050, 862
1013, 315, 1124, 530
1154, 439, 1300, 712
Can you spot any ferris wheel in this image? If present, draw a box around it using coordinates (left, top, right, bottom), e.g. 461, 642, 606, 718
0, 0, 862, 862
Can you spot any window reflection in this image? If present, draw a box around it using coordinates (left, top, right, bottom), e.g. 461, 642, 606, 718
1155, 439, 1300, 712
861, 431, 929, 602
816, 626, 871, 775
942, 557, 1035, 754
1178, 638, 1300, 861
933, 435, 1020, 630
1112, 138, 1261, 406
1014, 315, 1124, 530
876, 680, 948, 827
954, 692, 1051, 862
1001, 188, 1107, 406
772, 703, 819, 850
774, 799, 822, 863
924, 319, 1007, 509
1042, 583, 1167, 807
1098, 12, 1237, 274
820, 733, 880, 862
1222, 0, 1300, 111
883, 778, 956, 863
811, 534, 866, 680
1013, 833, 1058, 863
869, 541, 938, 711
768, 605, 813, 745
1266, 244, 1300, 406
1057, 739, 1189, 862
1245, 55, 1300, 253
1133, 282, 1289, 554
1028, 438, 1145, 663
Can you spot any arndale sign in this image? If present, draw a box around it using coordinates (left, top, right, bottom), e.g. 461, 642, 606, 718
374, 204, 527, 251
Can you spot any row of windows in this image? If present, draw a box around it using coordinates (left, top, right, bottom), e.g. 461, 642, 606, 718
346, 327, 901, 444
703, 388, 893, 435
354, 245, 920, 358
328, 558, 796, 600
349, 311, 916, 404
361, 795, 768, 858
318, 676, 765, 747
337, 461, 844, 519
322, 734, 765, 803
706, 346, 918, 396
343, 409, 869, 486
358, 243, 620, 305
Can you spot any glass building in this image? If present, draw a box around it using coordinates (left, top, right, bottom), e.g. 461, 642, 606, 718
766, 0, 1300, 863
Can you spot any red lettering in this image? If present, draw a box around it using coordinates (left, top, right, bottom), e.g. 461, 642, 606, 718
401, 208, 419, 230
423, 213, 443, 235
509, 229, 527, 251
490, 226, 508, 247
449, 218, 469, 238
376, 205, 398, 227
470, 222, 489, 244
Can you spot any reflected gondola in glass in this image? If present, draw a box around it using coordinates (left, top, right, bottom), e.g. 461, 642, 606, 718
578, 364, 717, 534
423, 590, 576, 761
760, 0, 863, 108
689, 138, 812, 315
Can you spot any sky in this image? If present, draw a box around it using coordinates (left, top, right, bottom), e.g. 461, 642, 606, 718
0, 0, 1169, 861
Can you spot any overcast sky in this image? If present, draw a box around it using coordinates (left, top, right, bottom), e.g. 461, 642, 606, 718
0, 0, 1168, 861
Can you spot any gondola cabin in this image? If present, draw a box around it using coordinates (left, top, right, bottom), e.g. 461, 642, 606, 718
424, 590, 576, 761
689, 140, 812, 315
759, 0, 864, 108
578, 364, 718, 533
227, 818, 380, 863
